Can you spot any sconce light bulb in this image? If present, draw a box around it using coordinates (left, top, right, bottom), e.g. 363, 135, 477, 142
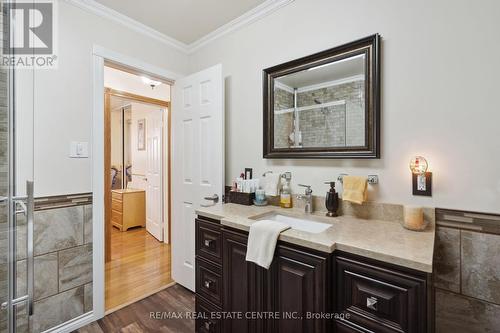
409, 156, 428, 175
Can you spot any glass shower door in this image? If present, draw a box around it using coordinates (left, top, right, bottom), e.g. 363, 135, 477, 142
0, 1, 36, 331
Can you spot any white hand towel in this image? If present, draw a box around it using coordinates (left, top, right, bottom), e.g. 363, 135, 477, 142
262, 173, 281, 196
246, 220, 290, 269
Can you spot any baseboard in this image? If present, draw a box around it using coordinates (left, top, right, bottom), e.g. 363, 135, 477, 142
42, 311, 97, 333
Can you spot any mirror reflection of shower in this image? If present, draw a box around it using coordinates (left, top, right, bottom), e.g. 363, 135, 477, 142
273, 52, 365, 149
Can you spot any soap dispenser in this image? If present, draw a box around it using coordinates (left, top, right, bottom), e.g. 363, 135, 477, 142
325, 181, 339, 217
280, 172, 293, 208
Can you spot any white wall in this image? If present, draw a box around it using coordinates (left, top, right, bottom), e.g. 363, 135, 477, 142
32, 1, 187, 196
188, 0, 500, 213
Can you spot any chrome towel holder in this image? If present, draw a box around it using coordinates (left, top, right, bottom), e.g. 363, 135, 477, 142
337, 174, 379, 185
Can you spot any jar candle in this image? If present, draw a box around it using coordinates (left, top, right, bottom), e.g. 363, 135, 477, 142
403, 206, 427, 231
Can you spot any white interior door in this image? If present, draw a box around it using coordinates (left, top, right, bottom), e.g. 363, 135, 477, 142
172, 64, 224, 291
146, 109, 164, 241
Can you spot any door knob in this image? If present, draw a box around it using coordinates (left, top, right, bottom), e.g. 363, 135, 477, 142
203, 194, 219, 203
200, 194, 219, 207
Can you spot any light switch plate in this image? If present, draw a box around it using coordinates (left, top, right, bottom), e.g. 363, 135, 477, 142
69, 141, 89, 158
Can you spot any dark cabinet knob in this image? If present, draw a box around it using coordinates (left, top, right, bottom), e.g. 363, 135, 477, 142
204, 320, 215, 331
204, 239, 214, 247
204, 279, 213, 289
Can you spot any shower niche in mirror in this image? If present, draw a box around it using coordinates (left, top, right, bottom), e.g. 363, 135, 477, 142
263, 34, 380, 158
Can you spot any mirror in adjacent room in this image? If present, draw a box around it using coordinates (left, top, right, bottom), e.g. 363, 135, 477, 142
263, 34, 380, 158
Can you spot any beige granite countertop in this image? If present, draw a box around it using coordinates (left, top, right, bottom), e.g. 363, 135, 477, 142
196, 203, 435, 273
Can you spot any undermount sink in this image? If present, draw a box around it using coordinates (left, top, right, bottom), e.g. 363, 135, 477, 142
255, 213, 331, 234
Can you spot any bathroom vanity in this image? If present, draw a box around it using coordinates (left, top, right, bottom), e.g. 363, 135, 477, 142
194, 204, 434, 333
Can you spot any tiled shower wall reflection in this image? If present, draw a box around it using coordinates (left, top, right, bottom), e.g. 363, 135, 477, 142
297, 80, 365, 147
1, 199, 93, 332
273, 79, 365, 148
274, 88, 294, 148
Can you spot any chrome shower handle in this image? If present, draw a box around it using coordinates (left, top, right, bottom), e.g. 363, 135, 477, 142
26, 180, 34, 316
2, 181, 35, 318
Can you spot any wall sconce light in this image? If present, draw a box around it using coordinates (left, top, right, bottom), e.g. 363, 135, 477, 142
409, 156, 432, 196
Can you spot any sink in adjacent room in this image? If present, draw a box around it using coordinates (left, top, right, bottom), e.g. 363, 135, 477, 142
254, 213, 332, 234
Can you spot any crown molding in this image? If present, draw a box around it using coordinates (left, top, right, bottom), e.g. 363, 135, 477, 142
186, 0, 295, 54
63, 0, 189, 52
64, 0, 294, 55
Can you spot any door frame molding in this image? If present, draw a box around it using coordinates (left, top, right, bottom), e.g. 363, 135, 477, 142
92, 45, 181, 322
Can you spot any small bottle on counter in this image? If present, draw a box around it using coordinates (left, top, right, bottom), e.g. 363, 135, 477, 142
280, 172, 293, 208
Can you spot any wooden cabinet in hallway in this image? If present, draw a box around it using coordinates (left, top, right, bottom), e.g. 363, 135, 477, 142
111, 189, 146, 231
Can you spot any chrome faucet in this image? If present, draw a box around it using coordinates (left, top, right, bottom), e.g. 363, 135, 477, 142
297, 184, 313, 213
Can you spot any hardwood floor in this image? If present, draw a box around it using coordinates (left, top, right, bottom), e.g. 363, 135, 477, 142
106, 227, 173, 310
75, 284, 195, 333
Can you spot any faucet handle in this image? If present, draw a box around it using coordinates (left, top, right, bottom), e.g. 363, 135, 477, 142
298, 184, 313, 194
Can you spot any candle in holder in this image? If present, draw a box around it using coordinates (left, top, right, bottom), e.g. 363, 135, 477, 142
403, 206, 426, 231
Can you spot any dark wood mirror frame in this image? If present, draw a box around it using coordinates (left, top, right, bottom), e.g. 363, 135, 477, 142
263, 34, 380, 159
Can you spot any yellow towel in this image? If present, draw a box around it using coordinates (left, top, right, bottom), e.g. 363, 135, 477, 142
342, 176, 368, 205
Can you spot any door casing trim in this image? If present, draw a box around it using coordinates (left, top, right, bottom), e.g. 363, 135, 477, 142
91, 45, 181, 325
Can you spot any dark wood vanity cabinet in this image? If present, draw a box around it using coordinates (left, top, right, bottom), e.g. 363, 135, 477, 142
195, 216, 431, 333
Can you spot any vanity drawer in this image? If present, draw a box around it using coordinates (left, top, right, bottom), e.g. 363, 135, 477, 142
196, 218, 222, 264
196, 296, 222, 333
196, 258, 223, 307
335, 254, 427, 333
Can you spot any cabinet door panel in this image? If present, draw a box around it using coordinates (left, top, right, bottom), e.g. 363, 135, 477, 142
222, 229, 264, 333
271, 244, 330, 333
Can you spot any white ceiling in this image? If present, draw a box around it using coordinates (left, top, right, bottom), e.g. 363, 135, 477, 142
94, 0, 268, 44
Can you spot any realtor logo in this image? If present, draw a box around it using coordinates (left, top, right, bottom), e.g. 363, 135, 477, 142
2, 0, 58, 68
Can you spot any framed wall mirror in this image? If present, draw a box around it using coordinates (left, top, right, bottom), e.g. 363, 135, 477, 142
263, 34, 380, 159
